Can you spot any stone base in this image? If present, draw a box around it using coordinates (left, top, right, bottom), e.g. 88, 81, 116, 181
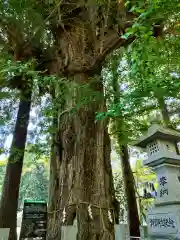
147, 204, 180, 239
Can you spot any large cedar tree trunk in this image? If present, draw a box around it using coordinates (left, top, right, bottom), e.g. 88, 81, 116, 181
48, 75, 116, 240
0, 87, 32, 240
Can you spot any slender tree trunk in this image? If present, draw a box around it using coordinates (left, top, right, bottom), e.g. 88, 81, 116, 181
120, 144, 140, 237
111, 59, 140, 237
157, 96, 180, 154
0, 87, 32, 240
48, 74, 116, 240
157, 96, 171, 127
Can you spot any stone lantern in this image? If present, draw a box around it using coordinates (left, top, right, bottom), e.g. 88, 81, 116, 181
135, 123, 180, 239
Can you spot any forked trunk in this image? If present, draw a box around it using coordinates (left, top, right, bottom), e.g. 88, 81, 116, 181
120, 144, 140, 237
0, 87, 32, 240
48, 74, 116, 240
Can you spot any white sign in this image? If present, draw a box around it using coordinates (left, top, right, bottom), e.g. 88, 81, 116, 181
147, 213, 178, 235
0, 228, 10, 240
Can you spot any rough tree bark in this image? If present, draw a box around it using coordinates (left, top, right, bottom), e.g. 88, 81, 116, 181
0, 86, 32, 240
46, 2, 138, 238
48, 74, 117, 240
46, 1, 163, 236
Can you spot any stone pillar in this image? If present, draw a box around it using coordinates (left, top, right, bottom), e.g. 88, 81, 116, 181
147, 164, 180, 239
134, 124, 180, 239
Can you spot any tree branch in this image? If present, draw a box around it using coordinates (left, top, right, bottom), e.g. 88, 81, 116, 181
65, 35, 135, 76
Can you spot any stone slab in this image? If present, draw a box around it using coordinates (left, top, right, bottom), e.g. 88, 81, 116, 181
147, 204, 180, 238
147, 212, 177, 235
0, 228, 10, 240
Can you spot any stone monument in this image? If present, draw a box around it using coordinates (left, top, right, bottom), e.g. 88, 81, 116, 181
135, 123, 180, 239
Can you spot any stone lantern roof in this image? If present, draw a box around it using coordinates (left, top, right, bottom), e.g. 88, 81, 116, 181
134, 124, 180, 148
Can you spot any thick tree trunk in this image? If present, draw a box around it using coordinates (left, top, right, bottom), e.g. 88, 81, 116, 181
48, 75, 116, 240
0, 87, 32, 240
120, 144, 140, 237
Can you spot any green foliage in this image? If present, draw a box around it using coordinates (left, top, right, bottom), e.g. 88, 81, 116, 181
101, 51, 153, 144
100, 26, 180, 138
0, 149, 49, 206
113, 159, 157, 223
133, 159, 157, 223
127, 37, 180, 97
0, 160, 6, 193
19, 157, 49, 205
